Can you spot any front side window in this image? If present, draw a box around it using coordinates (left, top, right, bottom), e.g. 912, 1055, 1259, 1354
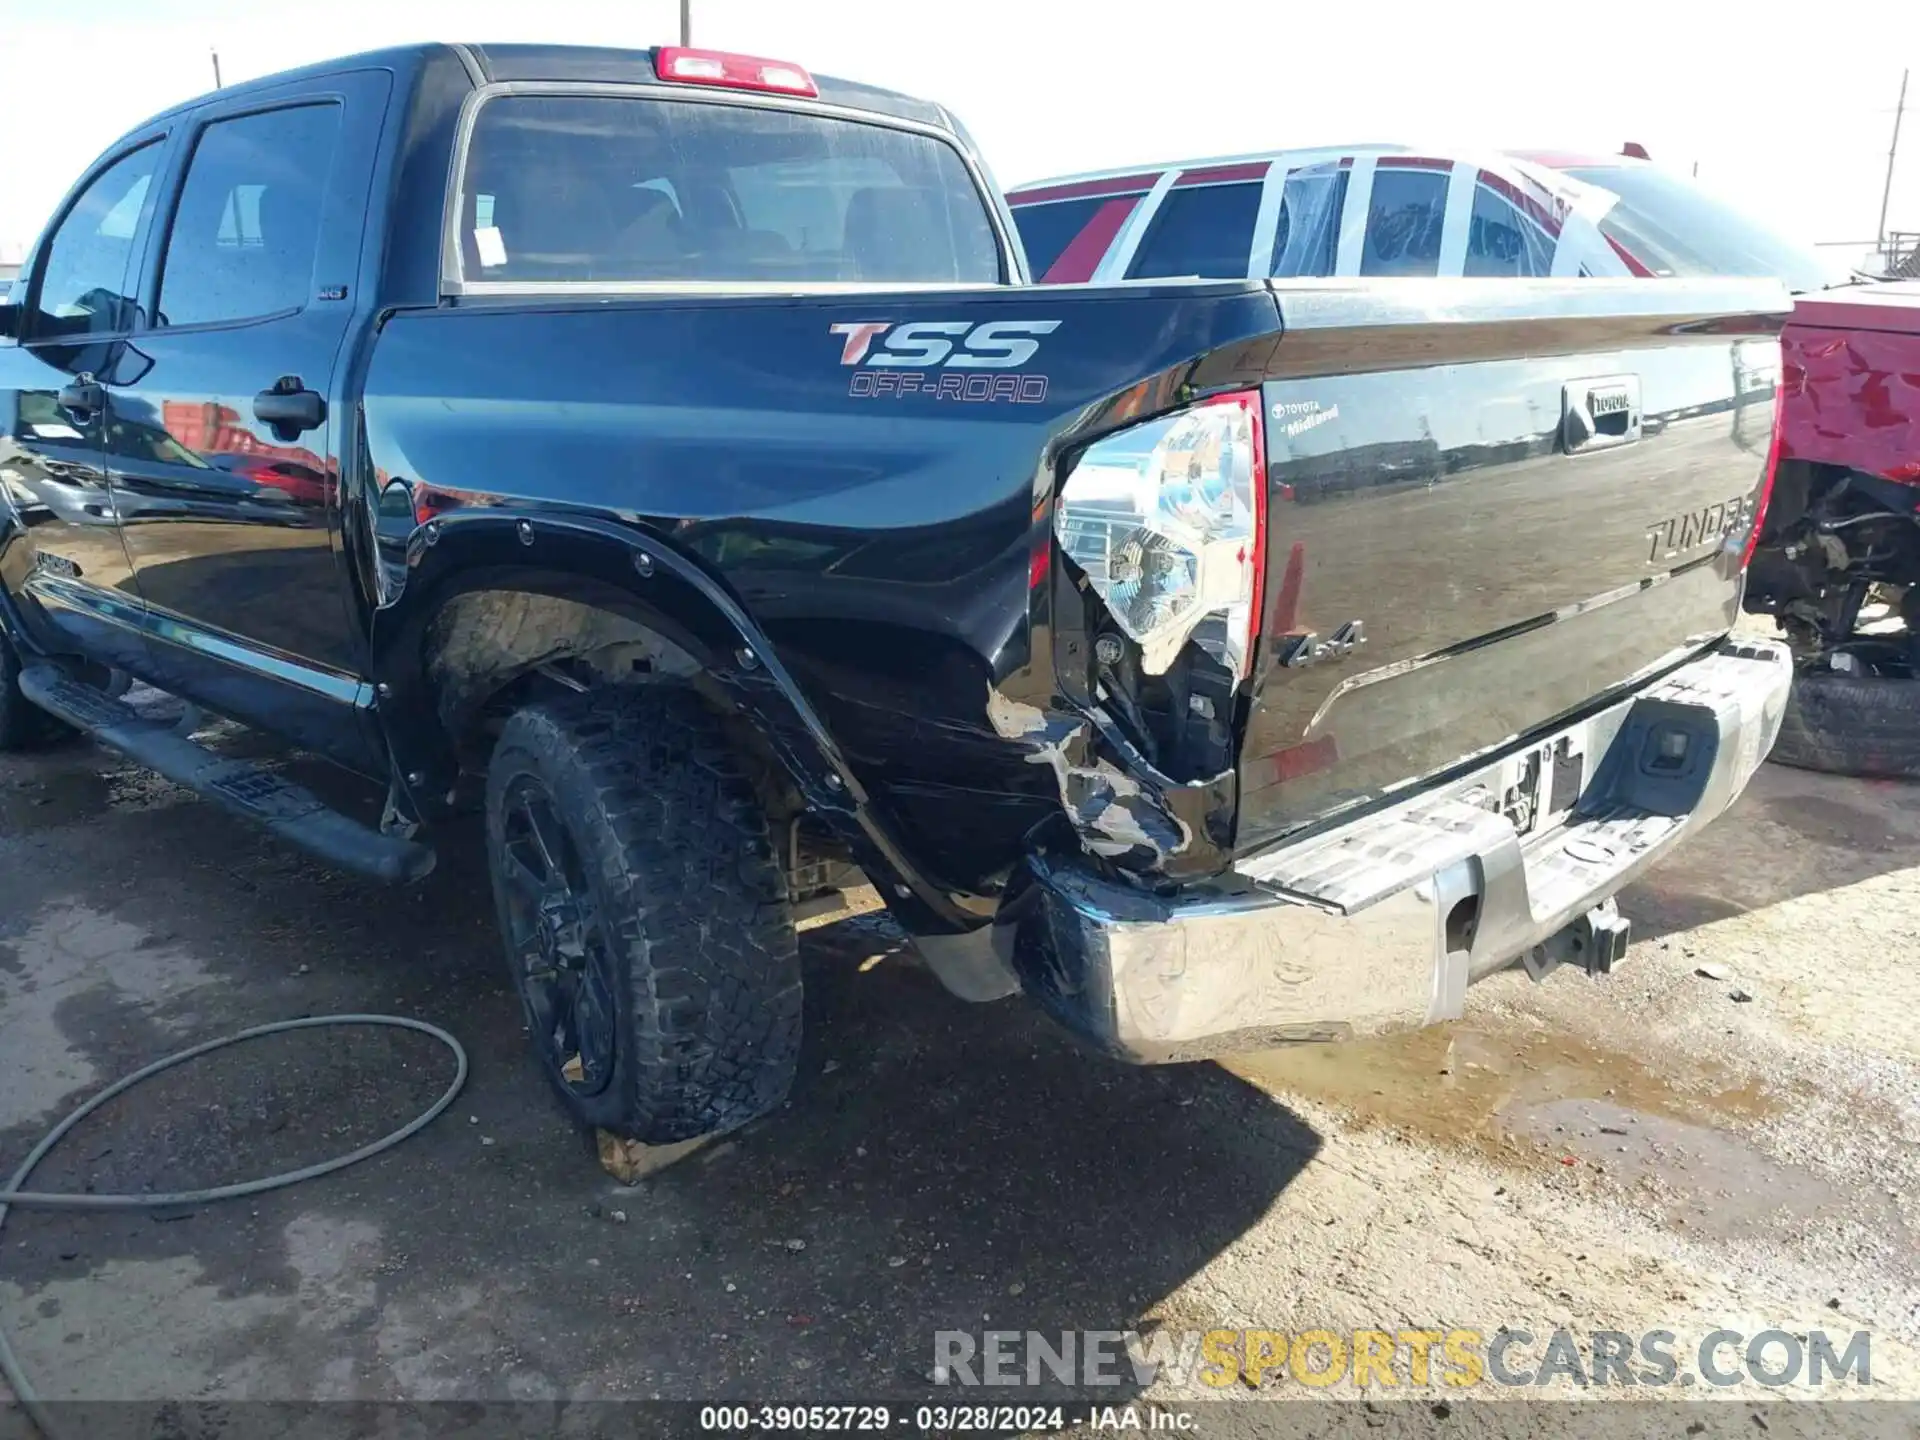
157, 104, 341, 327
1360, 165, 1447, 277
457, 94, 1002, 285
32, 142, 161, 339
1125, 181, 1261, 279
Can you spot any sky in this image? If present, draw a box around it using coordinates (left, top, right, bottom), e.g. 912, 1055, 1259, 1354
1, 0, 1915, 265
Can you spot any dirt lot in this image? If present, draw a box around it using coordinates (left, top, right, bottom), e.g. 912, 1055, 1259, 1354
1, 721, 1918, 1427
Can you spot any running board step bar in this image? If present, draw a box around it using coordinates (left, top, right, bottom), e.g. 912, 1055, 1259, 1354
17, 665, 435, 884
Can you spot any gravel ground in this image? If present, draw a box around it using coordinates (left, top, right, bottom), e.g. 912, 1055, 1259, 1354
1, 722, 1916, 1432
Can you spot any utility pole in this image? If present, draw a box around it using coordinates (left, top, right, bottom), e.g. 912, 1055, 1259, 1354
1877, 67, 1909, 251
210, 47, 223, 88
679, 0, 691, 45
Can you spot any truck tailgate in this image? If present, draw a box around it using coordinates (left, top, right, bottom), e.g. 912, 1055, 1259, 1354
1236, 279, 1785, 852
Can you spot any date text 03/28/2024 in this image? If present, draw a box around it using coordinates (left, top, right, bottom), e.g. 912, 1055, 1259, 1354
700, 1404, 1165, 1432
698, 1413, 1105, 1436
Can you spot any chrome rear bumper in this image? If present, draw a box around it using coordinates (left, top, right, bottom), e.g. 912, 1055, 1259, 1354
1005, 638, 1792, 1063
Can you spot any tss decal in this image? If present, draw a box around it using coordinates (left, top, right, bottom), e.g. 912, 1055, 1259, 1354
831, 320, 1060, 369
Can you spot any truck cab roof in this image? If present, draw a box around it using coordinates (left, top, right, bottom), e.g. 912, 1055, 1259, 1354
72, 41, 1002, 312
131, 42, 956, 137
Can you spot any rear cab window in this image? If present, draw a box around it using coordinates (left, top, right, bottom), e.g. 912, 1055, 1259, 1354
452, 92, 1004, 287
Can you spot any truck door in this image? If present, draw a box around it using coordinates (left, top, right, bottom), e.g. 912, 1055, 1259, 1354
103, 72, 389, 772
0, 136, 166, 671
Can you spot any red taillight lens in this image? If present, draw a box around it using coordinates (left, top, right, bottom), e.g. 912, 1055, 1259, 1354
654, 47, 817, 98
1739, 383, 1786, 568
1215, 391, 1269, 681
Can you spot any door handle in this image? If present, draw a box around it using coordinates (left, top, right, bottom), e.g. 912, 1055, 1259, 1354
253, 376, 327, 440
56, 375, 104, 416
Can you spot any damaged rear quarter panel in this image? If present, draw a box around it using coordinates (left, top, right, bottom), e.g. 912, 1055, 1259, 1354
360, 284, 1284, 902
984, 687, 1235, 877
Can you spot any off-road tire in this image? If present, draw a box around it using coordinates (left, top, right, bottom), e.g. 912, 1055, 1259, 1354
0, 628, 72, 751
485, 685, 801, 1143
1769, 668, 1920, 779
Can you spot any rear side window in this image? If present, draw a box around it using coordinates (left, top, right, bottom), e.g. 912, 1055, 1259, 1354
1126, 182, 1261, 279
1270, 164, 1348, 278
1360, 165, 1446, 277
1010, 197, 1107, 279
458, 94, 1002, 285
157, 104, 341, 327
1464, 175, 1555, 277
31, 142, 161, 339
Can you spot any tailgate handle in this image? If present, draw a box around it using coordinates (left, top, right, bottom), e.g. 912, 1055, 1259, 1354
1563, 375, 1641, 454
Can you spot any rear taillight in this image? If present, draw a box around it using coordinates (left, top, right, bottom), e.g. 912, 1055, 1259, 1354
654, 47, 818, 98
1739, 382, 1787, 567
1055, 390, 1268, 682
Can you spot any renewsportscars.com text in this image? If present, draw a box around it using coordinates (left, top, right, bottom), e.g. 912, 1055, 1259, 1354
933, 1328, 1872, 1391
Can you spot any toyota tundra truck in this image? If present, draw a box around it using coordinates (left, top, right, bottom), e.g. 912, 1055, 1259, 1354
0, 42, 1792, 1144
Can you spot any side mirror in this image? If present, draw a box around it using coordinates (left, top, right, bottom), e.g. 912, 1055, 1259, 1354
0, 292, 20, 343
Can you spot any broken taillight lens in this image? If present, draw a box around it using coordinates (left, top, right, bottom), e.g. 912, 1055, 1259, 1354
1055, 390, 1268, 681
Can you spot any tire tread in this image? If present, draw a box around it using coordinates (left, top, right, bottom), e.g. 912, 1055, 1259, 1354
486, 686, 800, 1143
1770, 669, 1920, 779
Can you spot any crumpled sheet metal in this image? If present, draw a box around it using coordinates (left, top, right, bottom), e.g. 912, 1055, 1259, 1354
1781, 322, 1920, 486
985, 688, 1192, 864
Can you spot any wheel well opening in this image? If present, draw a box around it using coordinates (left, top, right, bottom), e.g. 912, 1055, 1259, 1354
419, 585, 804, 825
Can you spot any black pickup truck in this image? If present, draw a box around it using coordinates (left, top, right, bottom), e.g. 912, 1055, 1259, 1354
0, 43, 1793, 1144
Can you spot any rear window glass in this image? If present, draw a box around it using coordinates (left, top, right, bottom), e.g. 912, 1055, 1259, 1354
1563, 165, 1840, 294
1361, 166, 1447, 277
1010, 196, 1108, 279
458, 94, 1002, 285
1270, 164, 1348, 277
1126, 182, 1261, 279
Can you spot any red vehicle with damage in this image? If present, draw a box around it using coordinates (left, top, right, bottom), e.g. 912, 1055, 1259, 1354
1744, 282, 1920, 774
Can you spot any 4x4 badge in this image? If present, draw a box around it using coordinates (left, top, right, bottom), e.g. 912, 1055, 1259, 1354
1277, 619, 1367, 669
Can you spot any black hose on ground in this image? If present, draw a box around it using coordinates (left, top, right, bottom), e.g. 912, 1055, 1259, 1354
0, 1014, 468, 1439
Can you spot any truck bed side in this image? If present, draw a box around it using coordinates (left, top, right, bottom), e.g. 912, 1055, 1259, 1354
359, 276, 1784, 904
